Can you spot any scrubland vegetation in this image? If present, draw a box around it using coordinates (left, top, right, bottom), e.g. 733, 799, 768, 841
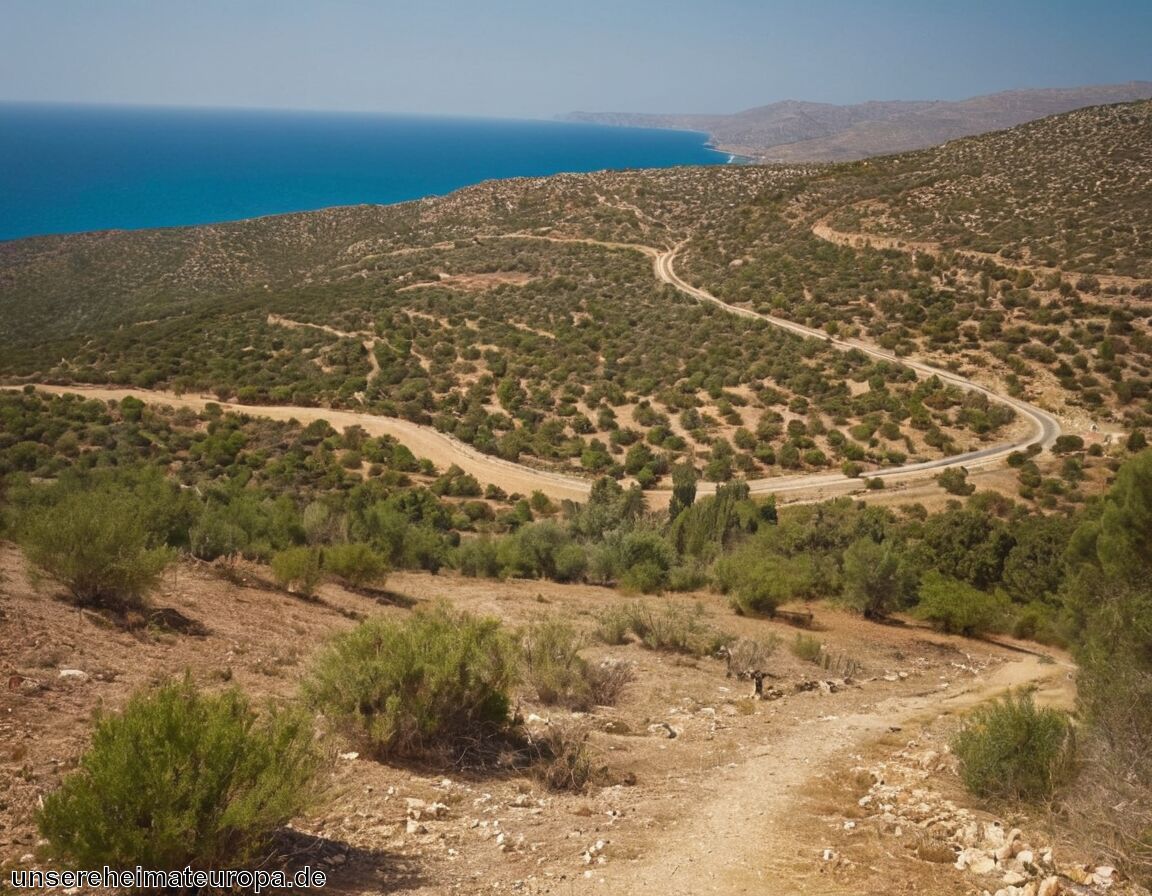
4, 386, 1152, 881
3, 101, 1152, 885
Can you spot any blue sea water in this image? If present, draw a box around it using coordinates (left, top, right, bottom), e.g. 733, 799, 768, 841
0, 104, 727, 241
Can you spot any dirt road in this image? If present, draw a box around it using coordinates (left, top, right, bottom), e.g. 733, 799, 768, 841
9, 230, 1062, 504
582, 653, 1073, 896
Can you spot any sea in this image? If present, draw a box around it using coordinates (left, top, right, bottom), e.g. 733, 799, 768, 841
0, 103, 728, 241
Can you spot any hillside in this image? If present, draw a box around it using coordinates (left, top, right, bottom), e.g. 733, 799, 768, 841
6, 97, 1152, 894
0, 542, 1103, 896
564, 81, 1152, 161
2, 101, 1151, 501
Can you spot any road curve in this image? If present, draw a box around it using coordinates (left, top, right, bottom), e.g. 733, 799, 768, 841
652, 246, 1062, 496
9, 235, 1060, 505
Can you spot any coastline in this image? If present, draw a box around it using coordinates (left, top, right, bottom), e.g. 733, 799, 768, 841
0, 106, 729, 241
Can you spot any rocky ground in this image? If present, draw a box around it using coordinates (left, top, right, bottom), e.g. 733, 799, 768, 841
1, 545, 1145, 896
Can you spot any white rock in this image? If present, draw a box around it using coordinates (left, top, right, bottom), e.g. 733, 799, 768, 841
970, 856, 997, 875
1036, 875, 1061, 896
58, 669, 89, 681
956, 847, 989, 870
995, 829, 1023, 862
406, 819, 426, 835
1003, 871, 1027, 886
1016, 850, 1034, 866
338, 751, 359, 761
1093, 866, 1115, 885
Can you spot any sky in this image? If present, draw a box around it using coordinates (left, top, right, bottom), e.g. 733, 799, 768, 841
2, 0, 1150, 118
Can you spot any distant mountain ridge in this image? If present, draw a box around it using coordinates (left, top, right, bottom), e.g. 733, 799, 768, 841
564, 81, 1152, 161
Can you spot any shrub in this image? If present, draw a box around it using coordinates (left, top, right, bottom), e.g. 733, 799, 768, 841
1051, 434, 1085, 455
916, 571, 1006, 636
634, 602, 727, 656
19, 487, 174, 611
951, 690, 1074, 801
593, 605, 633, 645
520, 620, 597, 710
839, 537, 916, 619
553, 543, 589, 583
593, 601, 726, 657
721, 636, 781, 677
38, 678, 318, 870
586, 659, 636, 706
303, 607, 517, 759
324, 542, 387, 588
616, 530, 675, 594
270, 546, 323, 596
455, 537, 501, 577
791, 633, 823, 664
531, 723, 603, 793
715, 551, 816, 616
936, 467, 975, 496
189, 508, 249, 561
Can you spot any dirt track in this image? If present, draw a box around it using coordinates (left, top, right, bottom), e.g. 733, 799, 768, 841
580, 653, 1073, 896
0, 540, 1081, 896
7, 230, 1067, 506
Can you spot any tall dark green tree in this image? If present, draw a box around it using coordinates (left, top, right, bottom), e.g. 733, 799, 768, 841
1060, 450, 1152, 880
668, 463, 698, 522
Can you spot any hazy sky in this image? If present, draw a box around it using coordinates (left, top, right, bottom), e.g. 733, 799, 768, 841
2, 0, 1150, 118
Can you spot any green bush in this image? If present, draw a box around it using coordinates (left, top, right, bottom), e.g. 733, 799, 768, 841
615, 530, 675, 594
936, 467, 975, 496
304, 607, 517, 759
19, 487, 174, 611
189, 507, 249, 561
324, 542, 387, 588
593, 605, 633, 645
38, 678, 318, 870
715, 551, 816, 616
520, 620, 596, 710
520, 619, 633, 710
791, 633, 823, 664
270, 546, 323, 596
951, 690, 1075, 800
916, 571, 1006, 636
455, 537, 501, 577
839, 537, 916, 619
591, 601, 726, 657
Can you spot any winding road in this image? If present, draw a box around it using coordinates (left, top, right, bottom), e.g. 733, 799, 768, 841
12, 232, 1061, 505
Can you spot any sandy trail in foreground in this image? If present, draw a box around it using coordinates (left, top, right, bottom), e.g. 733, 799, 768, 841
588, 654, 1072, 896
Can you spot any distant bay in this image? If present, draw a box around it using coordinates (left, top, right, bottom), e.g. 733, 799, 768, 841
0, 103, 727, 241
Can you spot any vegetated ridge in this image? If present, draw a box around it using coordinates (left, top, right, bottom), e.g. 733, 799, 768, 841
564, 80, 1152, 161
